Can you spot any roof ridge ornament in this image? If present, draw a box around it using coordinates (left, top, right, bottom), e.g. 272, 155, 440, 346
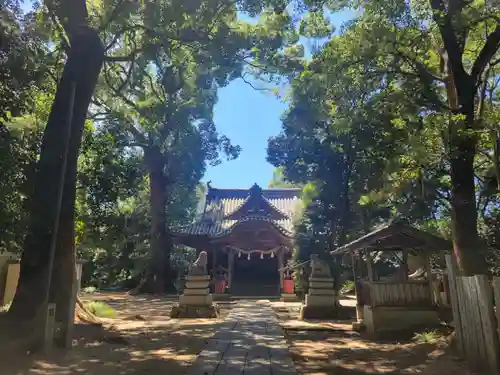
249, 183, 262, 196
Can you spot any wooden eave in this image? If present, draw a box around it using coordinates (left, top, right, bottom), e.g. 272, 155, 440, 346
331, 221, 452, 256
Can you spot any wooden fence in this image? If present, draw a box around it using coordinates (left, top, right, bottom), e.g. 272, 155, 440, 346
446, 255, 500, 373
368, 281, 434, 307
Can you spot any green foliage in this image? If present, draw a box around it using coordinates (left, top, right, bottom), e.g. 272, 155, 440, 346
3, 0, 500, 296
0, 302, 11, 312
412, 330, 443, 345
268, 167, 300, 188
340, 280, 354, 294
299, 11, 334, 38
0, 5, 52, 254
0, 6, 48, 123
85, 301, 117, 318
268, 0, 500, 275
82, 286, 98, 294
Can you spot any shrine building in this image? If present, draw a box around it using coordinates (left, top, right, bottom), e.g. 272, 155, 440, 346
172, 183, 302, 296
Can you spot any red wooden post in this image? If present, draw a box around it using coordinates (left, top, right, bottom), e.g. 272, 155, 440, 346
283, 279, 294, 294
215, 280, 227, 293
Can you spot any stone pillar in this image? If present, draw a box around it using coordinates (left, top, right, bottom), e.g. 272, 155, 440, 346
178, 275, 213, 305
299, 254, 338, 320
170, 251, 218, 318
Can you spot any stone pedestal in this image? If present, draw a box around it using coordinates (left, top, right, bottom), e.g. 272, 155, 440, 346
299, 277, 338, 320
213, 293, 231, 301
170, 274, 219, 318
281, 293, 299, 302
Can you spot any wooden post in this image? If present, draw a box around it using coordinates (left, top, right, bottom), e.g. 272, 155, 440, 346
212, 246, 217, 275
278, 250, 284, 291
443, 274, 451, 305
401, 250, 408, 281
351, 252, 364, 322
445, 253, 464, 355
423, 250, 434, 304
42, 303, 56, 353
492, 278, 500, 349
228, 250, 234, 290
366, 250, 374, 282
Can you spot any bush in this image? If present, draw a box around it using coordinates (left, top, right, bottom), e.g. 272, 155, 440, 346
82, 286, 98, 293
340, 280, 355, 294
85, 301, 117, 318
0, 302, 11, 312
412, 330, 442, 344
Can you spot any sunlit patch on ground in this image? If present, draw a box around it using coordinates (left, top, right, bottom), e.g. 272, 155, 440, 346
271, 302, 477, 375
0, 293, 229, 375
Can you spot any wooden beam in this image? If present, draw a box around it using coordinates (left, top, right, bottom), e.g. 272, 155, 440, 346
401, 250, 408, 281
366, 250, 374, 282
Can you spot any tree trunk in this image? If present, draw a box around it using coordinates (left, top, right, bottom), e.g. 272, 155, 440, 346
449, 131, 487, 275
49, 27, 104, 345
449, 88, 487, 275
8, 27, 104, 320
141, 146, 170, 294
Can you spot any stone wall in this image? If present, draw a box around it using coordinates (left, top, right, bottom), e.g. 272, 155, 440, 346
363, 305, 440, 337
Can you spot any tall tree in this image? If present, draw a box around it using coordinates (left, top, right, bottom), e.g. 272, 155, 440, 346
10, 0, 304, 325
271, 0, 500, 275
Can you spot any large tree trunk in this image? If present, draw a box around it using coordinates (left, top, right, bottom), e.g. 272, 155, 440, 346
449, 133, 484, 275
449, 101, 487, 275
48, 27, 104, 345
8, 27, 104, 320
140, 146, 170, 294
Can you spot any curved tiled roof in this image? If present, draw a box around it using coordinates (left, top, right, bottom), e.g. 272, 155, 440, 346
173, 185, 302, 238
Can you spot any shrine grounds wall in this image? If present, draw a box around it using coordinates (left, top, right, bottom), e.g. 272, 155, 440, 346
0, 253, 17, 305
0, 258, 83, 306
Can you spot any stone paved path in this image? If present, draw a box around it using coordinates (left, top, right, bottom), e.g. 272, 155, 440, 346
186, 300, 297, 375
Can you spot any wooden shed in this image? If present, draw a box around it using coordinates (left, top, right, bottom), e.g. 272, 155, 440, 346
331, 221, 452, 337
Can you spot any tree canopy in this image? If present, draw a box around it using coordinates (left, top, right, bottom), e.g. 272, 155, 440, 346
268, 0, 500, 275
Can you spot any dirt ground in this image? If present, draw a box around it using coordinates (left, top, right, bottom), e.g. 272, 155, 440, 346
0, 294, 481, 375
272, 303, 479, 375
0, 292, 232, 375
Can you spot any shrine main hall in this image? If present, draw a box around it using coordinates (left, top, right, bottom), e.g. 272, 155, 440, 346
172, 183, 302, 296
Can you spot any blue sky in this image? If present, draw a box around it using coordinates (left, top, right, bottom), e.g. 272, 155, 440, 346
204, 9, 355, 189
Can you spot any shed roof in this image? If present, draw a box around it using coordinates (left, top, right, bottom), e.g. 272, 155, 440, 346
331, 221, 452, 255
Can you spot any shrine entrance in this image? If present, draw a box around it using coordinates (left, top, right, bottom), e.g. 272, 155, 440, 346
232, 251, 280, 296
